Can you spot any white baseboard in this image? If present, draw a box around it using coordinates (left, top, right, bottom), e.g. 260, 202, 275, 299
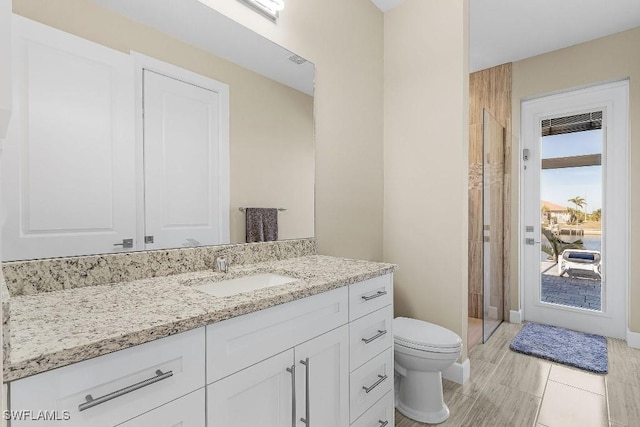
442, 358, 470, 385
509, 310, 522, 324
627, 329, 640, 349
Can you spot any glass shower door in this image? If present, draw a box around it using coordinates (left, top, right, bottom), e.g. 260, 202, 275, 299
483, 109, 505, 341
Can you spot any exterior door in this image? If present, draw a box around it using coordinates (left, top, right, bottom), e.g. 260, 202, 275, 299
521, 81, 629, 339
207, 350, 294, 427
294, 325, 349, 427
3, 16, 136, 260
142, 69, 229, 249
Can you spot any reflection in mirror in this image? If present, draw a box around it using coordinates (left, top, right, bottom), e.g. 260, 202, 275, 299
3, 0, 315, 261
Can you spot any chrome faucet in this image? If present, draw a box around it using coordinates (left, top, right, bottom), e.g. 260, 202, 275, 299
214, 254, 229, 273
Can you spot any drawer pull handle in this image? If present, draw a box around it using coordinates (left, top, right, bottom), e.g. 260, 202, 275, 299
362, 329, 387, 344
78, 369, 173, 412
361, 290, 387, 301
379, 421, 389, 427
363, 374, 388, 394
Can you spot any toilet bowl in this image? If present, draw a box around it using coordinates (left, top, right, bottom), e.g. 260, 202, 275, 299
394, 317, 463, 424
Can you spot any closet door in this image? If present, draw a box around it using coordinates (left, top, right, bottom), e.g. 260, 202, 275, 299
2, 16, 136, 261
143, 69, 229, 249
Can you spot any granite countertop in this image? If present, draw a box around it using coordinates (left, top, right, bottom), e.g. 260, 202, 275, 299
3, 255, 396, 382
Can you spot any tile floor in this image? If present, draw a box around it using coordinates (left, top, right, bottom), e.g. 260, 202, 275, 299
541, 274, 601, 310
396, 322, 640, 427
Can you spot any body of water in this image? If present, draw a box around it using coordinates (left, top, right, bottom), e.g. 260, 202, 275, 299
541, 234, 601, 261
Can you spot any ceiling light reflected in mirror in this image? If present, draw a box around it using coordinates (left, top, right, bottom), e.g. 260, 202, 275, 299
238, 0, 285, 22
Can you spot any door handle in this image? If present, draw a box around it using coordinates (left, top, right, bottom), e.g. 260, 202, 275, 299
299, 358, 310, 425
113, 238, 134, 249
286, 365, 296, 427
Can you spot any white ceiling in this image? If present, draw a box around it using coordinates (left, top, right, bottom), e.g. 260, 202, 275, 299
91, 0, 315, 95
372, 0, 640, 73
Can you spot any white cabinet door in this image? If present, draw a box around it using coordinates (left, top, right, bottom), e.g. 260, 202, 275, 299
143, 69, 229, 250
117, 389, 205, 427
207, 350, 294, 427
3, 16, 136, 261
295, 325, 349, 427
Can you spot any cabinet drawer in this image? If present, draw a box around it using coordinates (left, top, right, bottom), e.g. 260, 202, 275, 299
10, 328, 205, 427
349, 305, 392, 371
349, 349, 394, 423
207, 287, 348, 383
351, 391, 394, 427
117, 389, 205, 427
349, 274, 392, 321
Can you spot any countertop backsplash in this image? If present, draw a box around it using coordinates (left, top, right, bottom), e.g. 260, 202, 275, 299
2, 238, 317, 297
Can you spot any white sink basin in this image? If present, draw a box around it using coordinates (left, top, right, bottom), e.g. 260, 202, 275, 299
192, 273, 297, 297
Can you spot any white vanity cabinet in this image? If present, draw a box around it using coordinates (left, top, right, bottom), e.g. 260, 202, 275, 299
206, 273, 394, 427
348, 274, 395, 426
206, 287, 350, 426
7, 272, 394, 427
9, 328, 205, 427
207, 325, 349, 426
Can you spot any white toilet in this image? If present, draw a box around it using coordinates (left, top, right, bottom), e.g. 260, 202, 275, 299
394, 317, 463, 424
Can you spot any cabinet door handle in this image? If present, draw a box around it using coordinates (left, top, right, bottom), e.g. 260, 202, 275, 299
363, 374, 388, 394
286, 365, 296, 427
78, 369, 173, 412
299, 358, 310, 425
361, 290, 387, 301
362, 329, 387, 344
379, 421, 389, 427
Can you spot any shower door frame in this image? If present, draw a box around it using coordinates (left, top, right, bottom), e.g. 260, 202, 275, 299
482, 109, 506, 342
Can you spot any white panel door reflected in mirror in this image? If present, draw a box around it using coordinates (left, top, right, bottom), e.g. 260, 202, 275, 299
4, 0, 315, 261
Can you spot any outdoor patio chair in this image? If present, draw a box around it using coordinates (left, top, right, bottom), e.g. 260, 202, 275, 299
558, 249, 602, 279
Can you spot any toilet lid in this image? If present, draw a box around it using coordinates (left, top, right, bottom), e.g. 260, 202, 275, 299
394, 317, 463, 350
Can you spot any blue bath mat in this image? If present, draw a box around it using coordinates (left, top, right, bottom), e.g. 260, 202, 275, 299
509, 322, 607, 374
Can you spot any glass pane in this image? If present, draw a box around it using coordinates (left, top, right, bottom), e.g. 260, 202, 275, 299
482, 109, 504, 342
540, 129, 603, 311
542, 130, 602, 159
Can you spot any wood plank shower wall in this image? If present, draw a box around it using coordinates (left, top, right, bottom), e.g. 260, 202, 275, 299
468, 63, 512, 319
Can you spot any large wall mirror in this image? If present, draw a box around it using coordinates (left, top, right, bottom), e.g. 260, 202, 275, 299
3, 0, 315, 261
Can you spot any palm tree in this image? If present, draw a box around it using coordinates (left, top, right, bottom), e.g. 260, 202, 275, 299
568, 196, 586, 222
541, 228, 585, 262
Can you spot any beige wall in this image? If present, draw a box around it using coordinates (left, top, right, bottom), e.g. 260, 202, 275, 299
511, 26, 640, 332
12, 0, 315, 245
199, 0, 385, 261
384, 0, 469, 357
